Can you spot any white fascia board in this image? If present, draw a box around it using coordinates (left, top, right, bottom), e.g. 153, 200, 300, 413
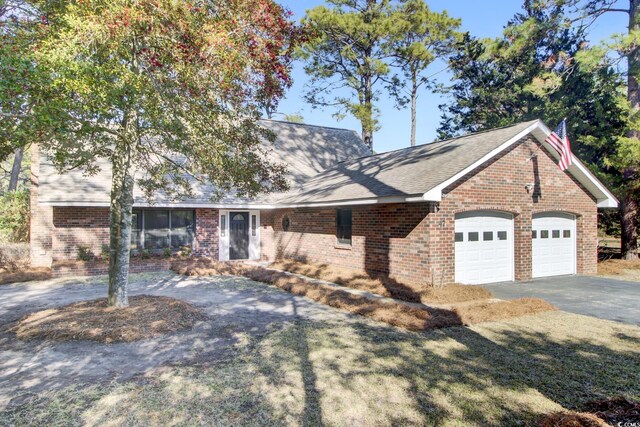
422, 120, 619, 209
422, 121, 542, 202
534, 122, 619, 209
42, 194, 428, 209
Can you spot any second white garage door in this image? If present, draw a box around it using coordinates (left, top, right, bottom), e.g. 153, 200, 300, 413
455, 211, 514, 285
532, 212, 576, 278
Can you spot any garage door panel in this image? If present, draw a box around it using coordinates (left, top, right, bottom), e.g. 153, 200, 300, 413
532, 213, 576, 278
455, 211, 514, 285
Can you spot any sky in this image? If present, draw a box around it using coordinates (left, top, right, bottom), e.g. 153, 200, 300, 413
274, 0, 628, 154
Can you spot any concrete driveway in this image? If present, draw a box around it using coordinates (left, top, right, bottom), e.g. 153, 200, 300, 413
0, 272, 353, 410
484, 276, 640, 325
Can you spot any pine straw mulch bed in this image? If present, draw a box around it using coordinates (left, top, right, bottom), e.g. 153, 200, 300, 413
10, 295, 208, 343
539, 396, 640, 426
598, 258, 640, 281
171, 258, 556, 331
270, 258, 492, 304
0, 266, 52, 285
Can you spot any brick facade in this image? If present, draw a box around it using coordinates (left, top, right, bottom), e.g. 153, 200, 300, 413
32, 136, 599, 283
261, 136, 599, 284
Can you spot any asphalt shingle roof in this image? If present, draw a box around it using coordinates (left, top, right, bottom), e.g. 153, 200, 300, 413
37, 120, 371, 206
269, 120, 538, 204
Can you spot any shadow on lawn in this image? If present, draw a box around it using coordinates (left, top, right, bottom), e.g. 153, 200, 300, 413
265, 314, 640, 426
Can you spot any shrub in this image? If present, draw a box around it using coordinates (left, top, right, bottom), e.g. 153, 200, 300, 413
163, 248, 172, 258
77, 246, 94, 261
100, 244, 110, 261
141, 249, 151, 259
0, 190, 30, 243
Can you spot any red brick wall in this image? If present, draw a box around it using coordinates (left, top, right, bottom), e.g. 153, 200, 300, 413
430, 136, 598, 282
43, 207, 219, 265
261, 203, 435, 283
30, 144, 53, 267
52, 207, 110, 260
263, 136, 598, 285
195, 208, 219, 258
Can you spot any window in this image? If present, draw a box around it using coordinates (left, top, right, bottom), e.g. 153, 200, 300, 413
563, 229, 571, 238
468, 232, 479, 242
129, 209, 195, 251
552, 230, 560, 238
336, 209, 352, 245
455, 232, 463, 242
251, 215, 257, 237
498, 231, 507, 240
221, 215, 226, 237
281, 215, 290, 231
483, 231, 494, 241
144, 210, 170, 249
541, 230, 549, 239
171, 210, 195, 248
532, 230, 537, 239
131, 210, 143, 249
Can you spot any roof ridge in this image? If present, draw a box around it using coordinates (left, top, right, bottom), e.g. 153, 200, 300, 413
259, 118, 360, 133
333, 119, 540, 167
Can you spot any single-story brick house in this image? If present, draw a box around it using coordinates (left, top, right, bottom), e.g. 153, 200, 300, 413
30, 119, 618, 285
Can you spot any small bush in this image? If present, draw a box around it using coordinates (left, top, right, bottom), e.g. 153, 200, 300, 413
163, 248, 172, 258
141, 249, 151, 259
77, 246, 94, 261
0, 190, 30, 243
100, 244, 110, 261
178, 245, 192, 258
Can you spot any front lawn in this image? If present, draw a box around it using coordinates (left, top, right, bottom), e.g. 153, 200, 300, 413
598, 258, 640, 282
3, 309, 639, 426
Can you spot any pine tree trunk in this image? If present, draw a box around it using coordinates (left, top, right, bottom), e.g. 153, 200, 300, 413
108, 137, 136, 307
8, 146, 24, 191
622, 0, 640, 259
410, 74, 418, 147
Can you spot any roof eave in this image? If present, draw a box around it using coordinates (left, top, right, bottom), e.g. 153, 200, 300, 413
422, 121, 619, 209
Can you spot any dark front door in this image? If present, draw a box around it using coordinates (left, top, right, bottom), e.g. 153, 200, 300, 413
230, 212, 249, 260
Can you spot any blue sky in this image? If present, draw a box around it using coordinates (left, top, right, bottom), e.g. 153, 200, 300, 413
275, 0, 627, 153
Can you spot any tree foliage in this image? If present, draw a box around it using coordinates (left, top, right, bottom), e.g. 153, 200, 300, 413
14, 0, 299, 305
0, 189, 30, 243
299, 0, 396, 148
385, 0, 460, 146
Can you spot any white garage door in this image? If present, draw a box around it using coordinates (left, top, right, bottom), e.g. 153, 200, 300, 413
455, 211, 514, 285
532, 213, 576, 278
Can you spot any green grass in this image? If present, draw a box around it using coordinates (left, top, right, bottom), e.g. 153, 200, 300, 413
2, 311, 639, 426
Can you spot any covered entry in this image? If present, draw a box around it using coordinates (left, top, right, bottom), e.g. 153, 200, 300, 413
532, 212, 576, 277
454, 211, 514, 285
218, 210, 261, 261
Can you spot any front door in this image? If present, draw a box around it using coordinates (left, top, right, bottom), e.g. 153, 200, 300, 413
229, 212, 249, 260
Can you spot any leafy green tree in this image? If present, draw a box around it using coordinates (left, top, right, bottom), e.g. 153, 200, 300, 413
0, 189, 30, 243
562, 0, 640, 259
439, 2, 632, 251
386, 0, 460, 146
299, 0, 396, 149
282, 113, 305, 123
21, 0, 297, 306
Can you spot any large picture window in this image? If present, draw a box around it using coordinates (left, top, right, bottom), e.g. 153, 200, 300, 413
130, 209, 195, 250
336, 208, 352, 245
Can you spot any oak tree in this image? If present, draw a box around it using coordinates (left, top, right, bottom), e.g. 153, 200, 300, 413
25, 0, 298, 306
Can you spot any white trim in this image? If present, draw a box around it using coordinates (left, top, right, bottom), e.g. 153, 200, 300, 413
423, 121, 619, 208
218, 209, 260, 261
40, 121, 618, 210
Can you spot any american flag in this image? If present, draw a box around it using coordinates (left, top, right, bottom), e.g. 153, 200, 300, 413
545, 119, 572, 171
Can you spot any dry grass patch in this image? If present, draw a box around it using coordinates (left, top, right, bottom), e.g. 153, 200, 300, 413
172, 258, 556, 331
454, 298, 557, 325
598, 258, 640, 281
271, 258, 492, 304
0, 266, 52, 285
538, 411, 609, 427
11, 295, 207, 343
